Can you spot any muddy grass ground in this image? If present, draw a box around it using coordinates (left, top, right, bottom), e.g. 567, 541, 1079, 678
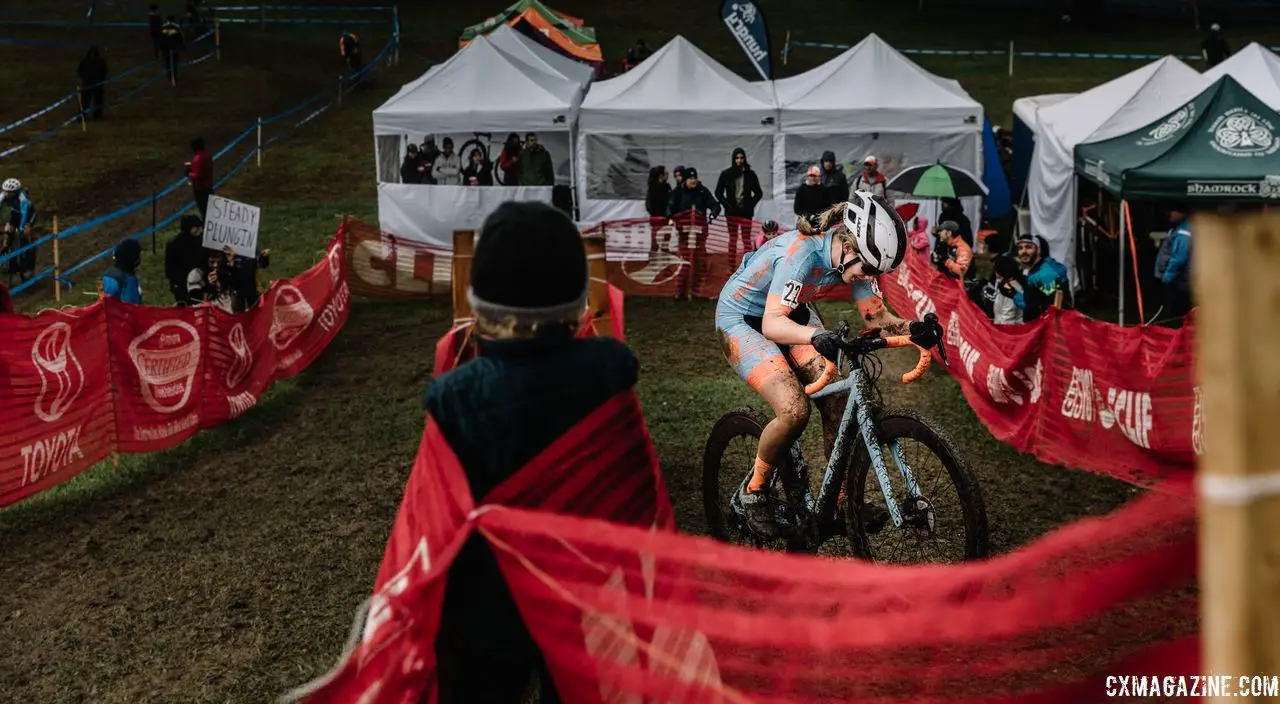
0, 1, 1257, 701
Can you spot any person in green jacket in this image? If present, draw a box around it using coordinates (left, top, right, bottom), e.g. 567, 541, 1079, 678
516, 132, 555, 186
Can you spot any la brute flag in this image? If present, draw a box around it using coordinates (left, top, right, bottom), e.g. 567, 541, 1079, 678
720, 0, 773, 81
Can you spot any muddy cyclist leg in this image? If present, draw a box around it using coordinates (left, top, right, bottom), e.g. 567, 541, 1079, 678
716, 314, 809, 492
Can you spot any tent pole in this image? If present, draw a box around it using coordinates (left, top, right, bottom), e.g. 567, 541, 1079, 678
1118, 199, 1127, 326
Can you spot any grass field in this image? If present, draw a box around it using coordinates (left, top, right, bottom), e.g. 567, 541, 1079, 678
0, 1, 1263, 700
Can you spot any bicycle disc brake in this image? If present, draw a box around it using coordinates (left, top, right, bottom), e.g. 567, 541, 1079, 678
899, 495, 937, 538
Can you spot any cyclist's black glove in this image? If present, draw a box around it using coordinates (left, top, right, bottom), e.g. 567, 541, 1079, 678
811, 330, 843, 363
908, 320, 940, 349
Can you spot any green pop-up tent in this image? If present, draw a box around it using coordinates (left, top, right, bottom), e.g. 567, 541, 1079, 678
1074, 74, 1280, 324
460, 0, 601, 63
1075, 75, 1280, 202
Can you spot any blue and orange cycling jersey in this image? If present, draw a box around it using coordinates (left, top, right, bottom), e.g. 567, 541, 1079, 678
717, 228, 884, 321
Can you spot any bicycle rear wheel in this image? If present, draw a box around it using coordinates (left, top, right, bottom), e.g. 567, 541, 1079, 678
844, 409, 989, 563
702, 408, 788, 551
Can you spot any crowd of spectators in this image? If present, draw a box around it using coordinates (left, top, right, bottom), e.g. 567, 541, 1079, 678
400, 133, 555, 187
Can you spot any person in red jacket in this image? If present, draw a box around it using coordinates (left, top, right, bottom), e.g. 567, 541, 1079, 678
185, 137, 214, 218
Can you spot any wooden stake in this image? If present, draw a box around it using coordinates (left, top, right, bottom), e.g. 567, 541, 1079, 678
215, 17, 221, 60
75, 87, 86, 132
53, 216, 61, 302
256, 117, 262, 167
112, 452, 120, 470
1195, 211, 1280, 700
584, 233, 611, 338
451, 229, 475, 322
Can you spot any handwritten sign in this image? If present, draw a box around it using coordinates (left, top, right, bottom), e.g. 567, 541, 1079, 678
202, 195, 261, 258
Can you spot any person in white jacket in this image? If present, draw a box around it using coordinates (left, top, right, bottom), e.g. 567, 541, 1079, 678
432, 137, 463, 186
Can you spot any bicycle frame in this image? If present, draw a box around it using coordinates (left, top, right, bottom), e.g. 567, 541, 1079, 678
790, 348, 924, 531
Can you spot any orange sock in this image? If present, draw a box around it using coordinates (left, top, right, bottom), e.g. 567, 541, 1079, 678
747, 457, 774, 493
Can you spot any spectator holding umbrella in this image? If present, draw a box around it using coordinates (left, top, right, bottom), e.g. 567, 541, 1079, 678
886, 161, 986, 247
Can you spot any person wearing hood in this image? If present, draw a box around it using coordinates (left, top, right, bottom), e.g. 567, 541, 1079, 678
907, 216, 931, 254
672, 165, 687, 191
101, 238, 143, 304
666, 167, 720, 299
400, 143, 425, 184
77, 46, 108, 121
938, 197, 973, 247
165, 213, 207, 304
793, 165, 828, 226
818, 150, 848, 210
714, 147, 764, 266
423, 201, 637, 704
419, 136, 441, 185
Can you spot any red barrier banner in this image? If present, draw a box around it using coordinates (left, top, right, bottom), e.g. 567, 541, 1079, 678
0, 236, 350, 507
292, 381, 1198, 704
877, 250, 1196, 494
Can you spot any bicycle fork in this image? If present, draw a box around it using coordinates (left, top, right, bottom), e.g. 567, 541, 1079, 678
854, 401, 925, 530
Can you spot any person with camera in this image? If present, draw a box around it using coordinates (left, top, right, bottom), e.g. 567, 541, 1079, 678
929, 220, 973, 280
187, 246, 243, 313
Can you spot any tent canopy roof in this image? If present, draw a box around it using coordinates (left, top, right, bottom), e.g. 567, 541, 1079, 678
1012, 93, 1075, 134
1203, 42, 1280, 108
580, 35, 778, 133
1037, 56, 1202, 150
772, 33, 982, 132
486, 22, 594, 87
1075, 75, 1280, 200
461, 0, 592, 41
374, 35, 580, 134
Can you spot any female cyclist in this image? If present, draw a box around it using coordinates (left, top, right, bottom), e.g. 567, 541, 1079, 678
715, 191, 935, 536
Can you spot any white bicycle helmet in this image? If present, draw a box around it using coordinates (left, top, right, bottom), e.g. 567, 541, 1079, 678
842, 190, 907, 273
2, 178, 19, 193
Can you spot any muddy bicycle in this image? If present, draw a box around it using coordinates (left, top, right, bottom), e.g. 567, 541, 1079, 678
702, 311, 989, 563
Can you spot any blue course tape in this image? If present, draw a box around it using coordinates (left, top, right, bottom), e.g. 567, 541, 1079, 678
12, 36, 394, 291
215, 17, 385, 24
215, 5, 395, 11
0, 37, 111, 49
0, 50, 217, 160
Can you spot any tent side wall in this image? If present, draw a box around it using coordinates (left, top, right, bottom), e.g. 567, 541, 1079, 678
769, 125, 985, 233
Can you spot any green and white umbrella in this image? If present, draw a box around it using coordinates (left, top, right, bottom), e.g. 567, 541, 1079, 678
886, 162, 989, 199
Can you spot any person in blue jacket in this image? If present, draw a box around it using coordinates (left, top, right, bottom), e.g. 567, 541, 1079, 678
2, 178, 38, 280
1154, 204, 1192, 326
1013, 233, 1068, 319
101, 239, 143, 304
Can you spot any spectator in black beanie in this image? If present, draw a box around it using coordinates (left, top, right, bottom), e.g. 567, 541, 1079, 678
165, 213, 206, 305
422, 201, 637, 704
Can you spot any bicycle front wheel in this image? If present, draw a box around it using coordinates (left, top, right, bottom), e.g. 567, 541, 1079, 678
844, 409, 989, 563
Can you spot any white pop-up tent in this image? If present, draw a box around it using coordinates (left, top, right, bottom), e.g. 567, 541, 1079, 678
486, 22, 595, 88
770, 34, 985, 228
1203, 42, 1280, 107
1012, 94, 1075, 138
575, 35, 779, 225
373, 35, 584, 246
1027, 55, 1201, 289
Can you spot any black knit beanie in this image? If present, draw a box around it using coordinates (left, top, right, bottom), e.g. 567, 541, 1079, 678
114, 238, 142, 272
467, 201, 587, 326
